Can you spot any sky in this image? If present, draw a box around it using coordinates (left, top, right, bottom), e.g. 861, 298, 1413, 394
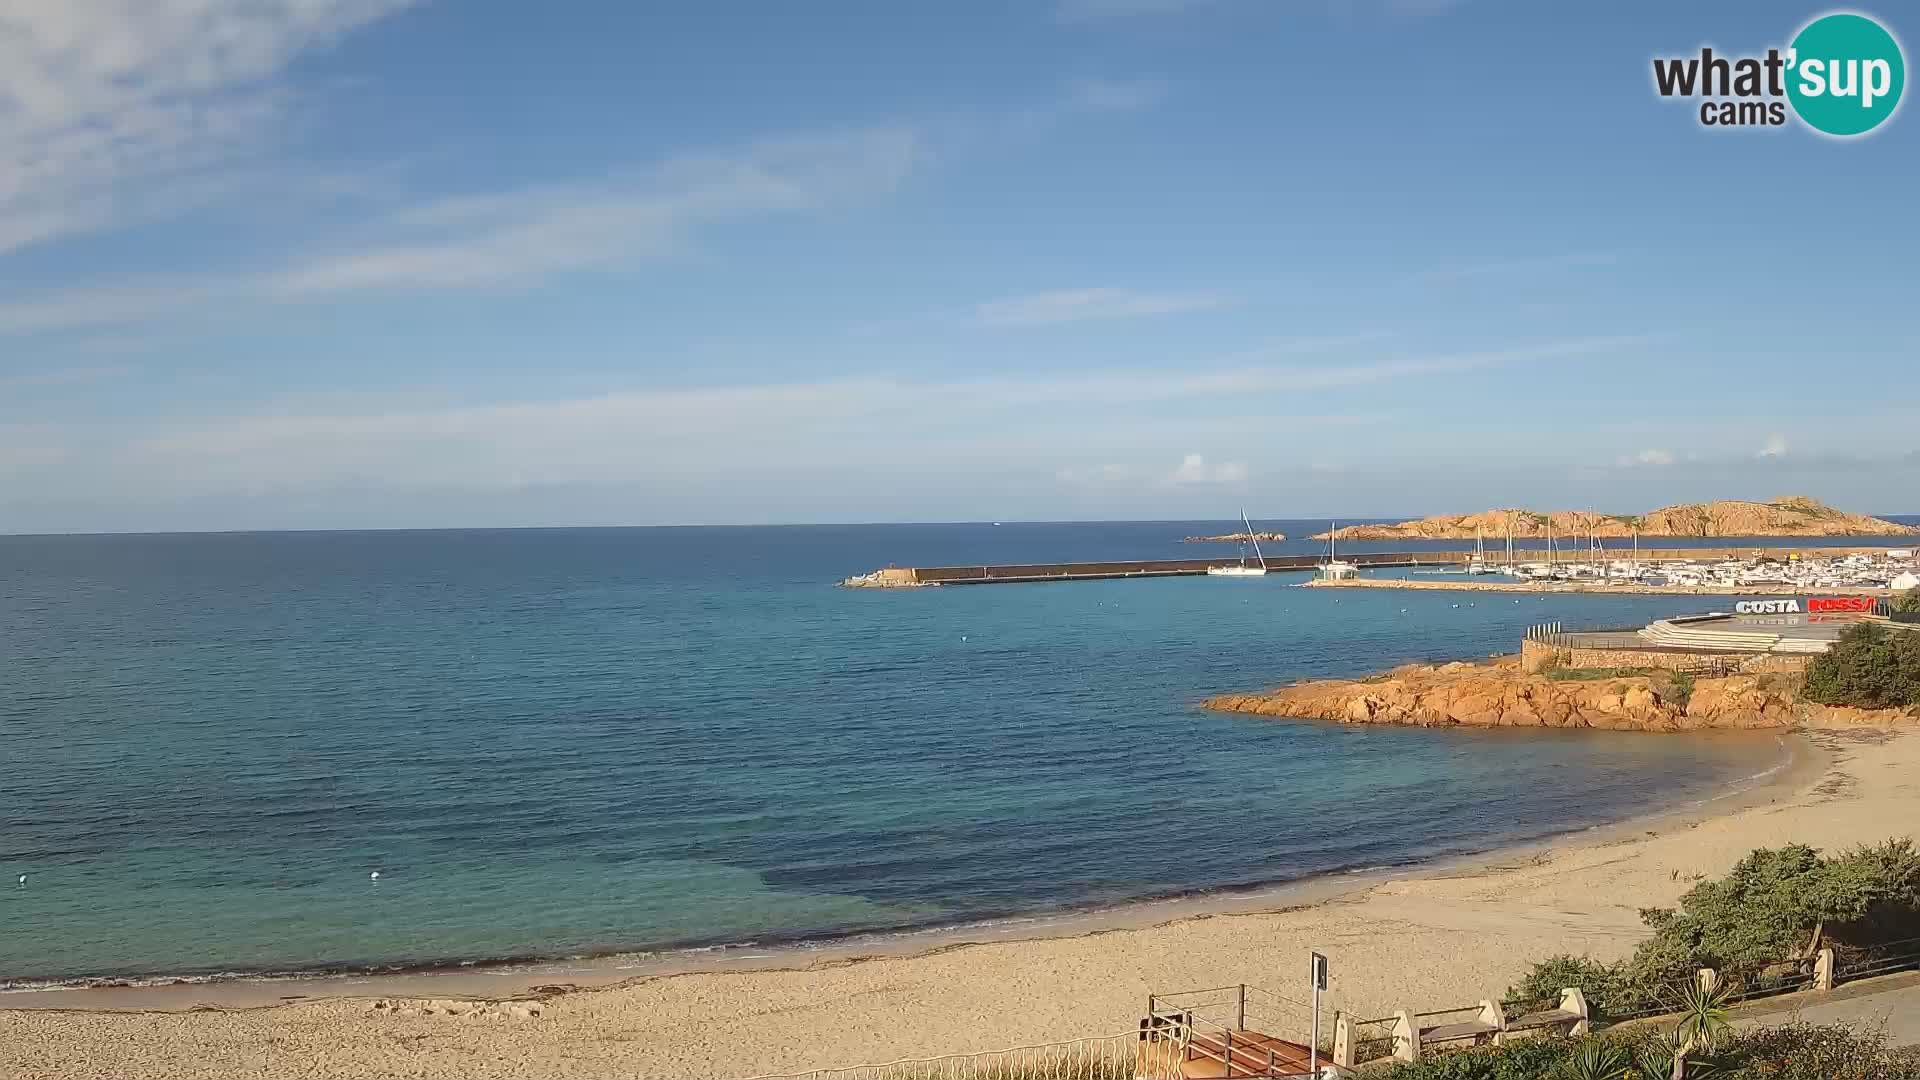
0, 0, 1915, 533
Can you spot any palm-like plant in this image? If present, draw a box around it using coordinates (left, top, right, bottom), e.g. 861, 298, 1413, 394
1631, 1032, 1723, 1080
1560, 1040, 1632, 1080
1664, 981, 1733, 1079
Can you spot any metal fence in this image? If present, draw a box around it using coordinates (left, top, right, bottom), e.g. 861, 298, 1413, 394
741, 1032, 1183, 1080
1837, 935, 1920, 982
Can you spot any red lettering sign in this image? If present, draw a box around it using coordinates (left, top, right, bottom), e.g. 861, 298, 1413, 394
1807, 597, 1876, 613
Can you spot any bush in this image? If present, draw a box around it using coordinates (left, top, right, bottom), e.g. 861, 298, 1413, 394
1717, 1021, 1920, 1079
1892, 588, 1920, 615
1507, 841, 1920, 1016
1373, 1023, 1920, 1080
1801, 622, 1920, 709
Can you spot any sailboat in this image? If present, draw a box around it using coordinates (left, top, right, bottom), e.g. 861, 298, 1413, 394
1207, 509, 1269, 577
1467, 526, 1499, 574
1318, 521, 1358, 580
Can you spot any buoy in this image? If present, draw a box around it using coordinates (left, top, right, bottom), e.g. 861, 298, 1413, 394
15, 874, 24, 885
370, 871, 381, 881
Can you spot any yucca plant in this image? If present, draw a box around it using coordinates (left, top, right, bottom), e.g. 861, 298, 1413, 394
1559, 1040, 1631, 1080
1664, 981, 1732, 1079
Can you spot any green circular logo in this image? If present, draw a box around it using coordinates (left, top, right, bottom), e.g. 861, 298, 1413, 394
1787, 12, 1905, 136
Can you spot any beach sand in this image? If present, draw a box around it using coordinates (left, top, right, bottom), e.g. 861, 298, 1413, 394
4, 728, 1915, 1080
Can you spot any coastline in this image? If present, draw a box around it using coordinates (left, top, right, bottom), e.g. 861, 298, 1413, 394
13, 725, 1901, 1080
1, 729, 1806, 1011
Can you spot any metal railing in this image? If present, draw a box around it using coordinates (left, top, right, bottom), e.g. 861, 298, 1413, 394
741, 1031, 1184, 1080
1837, 935, 1920, 981
1143, 984, 1323, 1078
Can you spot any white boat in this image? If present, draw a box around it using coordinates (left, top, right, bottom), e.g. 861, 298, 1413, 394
1318, 521, 1358, 580
1467, 526, 1499, 574
1207, 509, 1269, 577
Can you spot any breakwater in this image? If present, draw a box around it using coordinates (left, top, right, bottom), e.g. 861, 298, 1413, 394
841, 551, 1462, 587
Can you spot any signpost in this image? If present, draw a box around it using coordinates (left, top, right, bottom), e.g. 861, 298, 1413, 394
1310, 951, 1328, 1076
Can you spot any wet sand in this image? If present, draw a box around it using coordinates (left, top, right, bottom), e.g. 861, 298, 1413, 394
10, 727, 1914, 1080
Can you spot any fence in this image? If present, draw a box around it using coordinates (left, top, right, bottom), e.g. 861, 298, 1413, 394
1143, 984, 1324, 1078
1836, 934, 1920, 982
742, 1031, 1186, 1080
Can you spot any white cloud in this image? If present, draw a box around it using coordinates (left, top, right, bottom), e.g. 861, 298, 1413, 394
0, 0, 417, 254
269, 129, 919, 295
0, 127, 920, 332
1758, 434, 1789, 459
977, 287, 1231, 326
9, 334, 1643, 502
1166, 453, 1248, 486
1616, 448, 1675, 467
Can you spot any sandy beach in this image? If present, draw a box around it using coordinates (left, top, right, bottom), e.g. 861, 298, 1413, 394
4, 725, 1915, 1080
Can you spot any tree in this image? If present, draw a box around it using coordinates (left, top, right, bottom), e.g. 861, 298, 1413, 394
1801, 622, 1920, 709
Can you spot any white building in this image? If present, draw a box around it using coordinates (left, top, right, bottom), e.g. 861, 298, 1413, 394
1892, 570, 1920, 592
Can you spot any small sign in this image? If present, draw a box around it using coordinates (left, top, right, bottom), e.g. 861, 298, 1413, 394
1311, 951, 1328, 991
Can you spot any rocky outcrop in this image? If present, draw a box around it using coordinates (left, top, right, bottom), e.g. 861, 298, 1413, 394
1314, 497, 1916, 541
1184, 531, 1288, 543
1203, 658, 1911, 732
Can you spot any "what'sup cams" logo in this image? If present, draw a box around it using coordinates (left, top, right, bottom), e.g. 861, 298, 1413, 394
1652, 10, 1905, 136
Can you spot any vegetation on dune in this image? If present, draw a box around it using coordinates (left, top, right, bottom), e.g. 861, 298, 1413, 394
1505, 841, 1920, 1021
1374, 1022, 1920, 1080
1801, 623, 1920, 710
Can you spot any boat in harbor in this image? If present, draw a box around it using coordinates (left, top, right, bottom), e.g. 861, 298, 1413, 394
1467, 527, 1499, 574
1318, 522, 1359, 581
1207, 509, 1270, 577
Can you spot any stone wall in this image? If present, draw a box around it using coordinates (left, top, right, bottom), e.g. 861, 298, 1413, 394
1518, 638, 1809, 675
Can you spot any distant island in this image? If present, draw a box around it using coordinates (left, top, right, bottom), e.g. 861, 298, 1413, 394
1184, 530, 1287, 543
1313, 497, 1917, 541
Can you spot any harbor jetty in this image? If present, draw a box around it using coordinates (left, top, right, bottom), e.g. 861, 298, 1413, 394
841, 551, 1460, 588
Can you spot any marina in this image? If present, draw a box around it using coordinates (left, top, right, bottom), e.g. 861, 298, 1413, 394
843, 545, 1920, 591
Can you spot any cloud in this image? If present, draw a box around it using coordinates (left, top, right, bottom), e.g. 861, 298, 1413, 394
1056, 453, 1248, 490
0, 127, 920, 333
1616, 448, 1676, 467
269, 129, 919, 295
977, 287, 1232, 326
1056, 0, 1217, 20
1758, 434, 1789, 459
1166, 453, 1248, 486
0, 0, 418, 254
79, 335, 1627, 493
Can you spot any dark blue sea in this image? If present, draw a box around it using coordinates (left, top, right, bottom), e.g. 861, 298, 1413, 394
6, 520, 1908, 987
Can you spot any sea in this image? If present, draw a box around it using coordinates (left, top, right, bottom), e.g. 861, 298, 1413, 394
3, 520, 1913, 988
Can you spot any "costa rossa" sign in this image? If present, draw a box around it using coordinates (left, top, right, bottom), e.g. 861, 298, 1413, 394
1734, 597, 1878, 615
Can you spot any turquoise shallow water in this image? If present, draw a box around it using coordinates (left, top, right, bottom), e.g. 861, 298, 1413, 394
0, 522, 1837, 985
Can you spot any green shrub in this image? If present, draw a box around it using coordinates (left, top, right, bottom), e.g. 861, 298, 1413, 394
1892, 588, 1920, 615
1801, 622, 1920, 709
1719, 1021, 1920, 1079
1667, 671, 1694, 711
1374, 1023, 1920, 1080
1508, 841, 1920, 1016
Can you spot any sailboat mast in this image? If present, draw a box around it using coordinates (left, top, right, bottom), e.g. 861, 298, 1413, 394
1242, 509, 1267, 569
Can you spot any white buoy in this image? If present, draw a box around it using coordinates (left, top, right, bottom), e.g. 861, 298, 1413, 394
15, 874, 24, 885
370, 871, 381, 881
